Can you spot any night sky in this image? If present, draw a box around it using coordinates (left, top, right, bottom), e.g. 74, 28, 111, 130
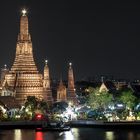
0, 1, 140, 81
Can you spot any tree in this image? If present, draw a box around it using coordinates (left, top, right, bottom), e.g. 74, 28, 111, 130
22, 96, 48, 120
119, 90, 136, 110
25, 96, 37, 112
0, 108, 3, 120
25, 96, 48, 111
87, 87, 113, 110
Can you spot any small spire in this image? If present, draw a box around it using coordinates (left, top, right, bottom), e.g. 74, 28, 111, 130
4, 64, 7, 69
59, 78, 63, 86
22, 9, 27, 16
101, 76, 104, 83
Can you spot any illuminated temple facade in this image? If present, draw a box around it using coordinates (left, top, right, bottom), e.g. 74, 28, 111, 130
0, 10, 53, 105
0, 10, 77, 106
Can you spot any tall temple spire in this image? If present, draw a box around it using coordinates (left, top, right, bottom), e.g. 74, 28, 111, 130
43, 60, 50, 89
11, 9, 37, 73
3, 9, 49, 105
67, 62, 77, 105
18, 9, 30, 41
21, 9, 28, 33
68, 63, 74, 89
43, 60, 53, 105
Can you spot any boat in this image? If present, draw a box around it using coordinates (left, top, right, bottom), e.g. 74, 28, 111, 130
36, 126, 71, 131
36, 121, 71, 131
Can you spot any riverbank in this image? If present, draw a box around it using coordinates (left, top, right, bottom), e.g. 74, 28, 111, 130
0, 120, 43, 129
68, 119, 140, 128
1, 120, 140, 129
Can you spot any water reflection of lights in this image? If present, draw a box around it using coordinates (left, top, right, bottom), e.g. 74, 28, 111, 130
14, 129, 21, 140
64, 128, 79, 140
106, 131, 114, 140
35, 132, 43, 140
64, 131, 74, 140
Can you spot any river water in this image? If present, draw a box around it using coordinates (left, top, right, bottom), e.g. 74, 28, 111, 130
0, 128, 140, 140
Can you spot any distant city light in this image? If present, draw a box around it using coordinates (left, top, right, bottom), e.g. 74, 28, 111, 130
117, 104, 123, 107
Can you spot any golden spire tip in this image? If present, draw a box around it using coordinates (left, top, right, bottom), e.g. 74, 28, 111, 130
22, 9, 27, 16
45, 60, 48, 64
69, 62, 72, 66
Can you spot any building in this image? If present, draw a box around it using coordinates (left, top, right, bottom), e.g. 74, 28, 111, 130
57, 79, 67, 102
99, 81, 116, 93
0, 10, 53, 105
0, 10, 78, 107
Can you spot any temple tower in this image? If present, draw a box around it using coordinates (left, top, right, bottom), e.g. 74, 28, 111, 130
57, 78, 67, 102
1, 64, 9, 84
67, 63, 77, 105
11, 9, 37, 72
3, 10, 47, 105
43, 60, 53, 105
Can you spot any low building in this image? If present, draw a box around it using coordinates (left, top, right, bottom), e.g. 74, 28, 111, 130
57, 79, 67, 102
99, 81, 116, 93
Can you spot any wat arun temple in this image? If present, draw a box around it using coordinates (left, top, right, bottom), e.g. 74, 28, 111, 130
0, 10, 77, 106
